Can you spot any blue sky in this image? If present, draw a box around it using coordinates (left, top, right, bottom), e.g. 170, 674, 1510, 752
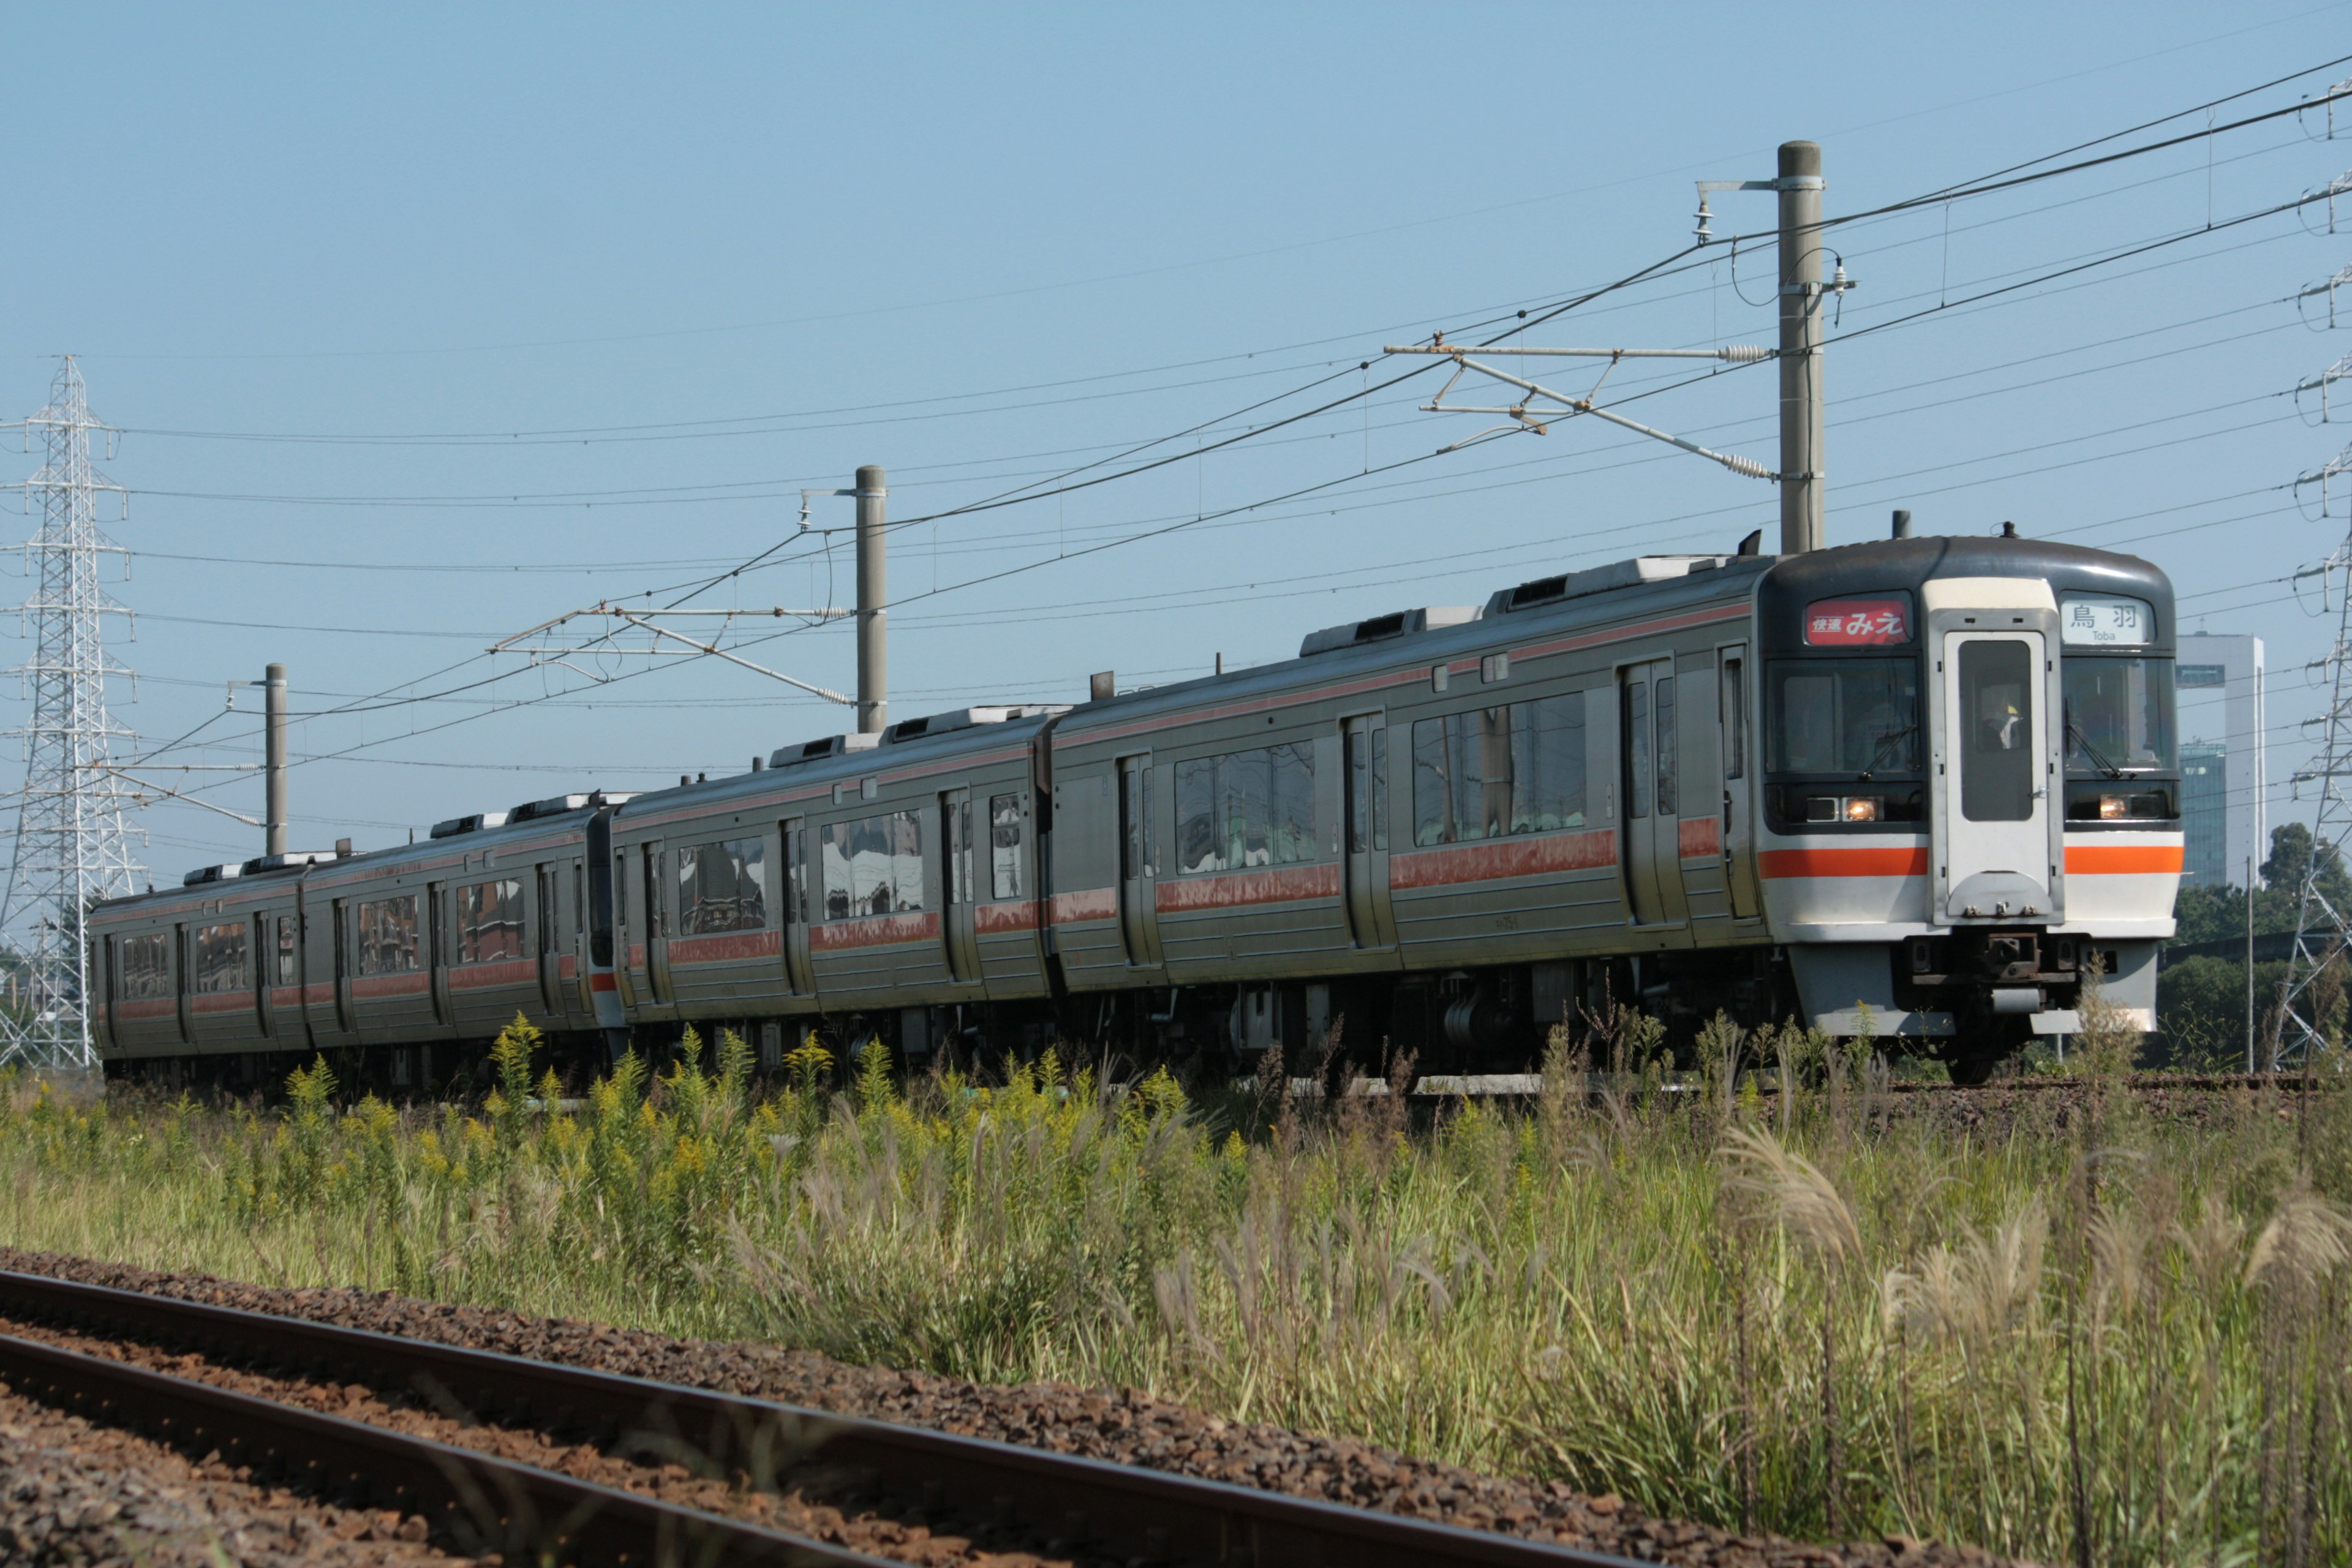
4, 2, 2349, 877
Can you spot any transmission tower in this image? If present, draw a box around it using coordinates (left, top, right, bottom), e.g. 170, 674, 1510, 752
0, 358, 144, 1071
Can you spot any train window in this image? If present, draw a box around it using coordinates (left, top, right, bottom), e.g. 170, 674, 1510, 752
1411, 697, 1585, 845
192, 922, 248, 994
356, 894, 422, 976
2064, 656, 2175, 775
1654, 677, 1678, 818
1371, 729, 1388, 851
990, 793, 1026, 900
1958, 641, 2035, 822
635, 846, 662, 941
457, 878, 525, 963
1624, 685, 1651, 821
1120, 763, 1156, 881
821, 811, 924, 919
947, 799, 974, 905
1174, 744, 1316, 873
119, 933, 170, 1001
786, 826, 809, 923
276, 915, 297, 986
679, 837, 767, 934
1765, 659, 1920, 777
1720, 658, 1746, 780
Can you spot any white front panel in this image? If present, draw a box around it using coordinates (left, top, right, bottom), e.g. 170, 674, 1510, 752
1940, 631, 2053, 920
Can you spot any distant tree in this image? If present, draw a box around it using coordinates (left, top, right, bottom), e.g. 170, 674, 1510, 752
2260, 821, 2352, 906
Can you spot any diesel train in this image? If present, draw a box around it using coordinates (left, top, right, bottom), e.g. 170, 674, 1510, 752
88, 524, 2181, 1087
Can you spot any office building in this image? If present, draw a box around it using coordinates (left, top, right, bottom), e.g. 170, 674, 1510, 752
2174, 633, 2264, 887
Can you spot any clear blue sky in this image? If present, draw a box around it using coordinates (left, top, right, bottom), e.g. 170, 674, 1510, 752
4, 2, 2348, 877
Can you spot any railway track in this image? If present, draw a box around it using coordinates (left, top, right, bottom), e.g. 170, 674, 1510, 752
0, 1269, 1645, 1568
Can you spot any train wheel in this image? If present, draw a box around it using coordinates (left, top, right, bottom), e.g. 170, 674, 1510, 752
1947, 1054, 1997, 1087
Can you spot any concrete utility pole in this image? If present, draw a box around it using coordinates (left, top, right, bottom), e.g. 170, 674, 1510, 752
263, 663, 288, 857
1777, 140, 1826, 555
854, 465, 887, 734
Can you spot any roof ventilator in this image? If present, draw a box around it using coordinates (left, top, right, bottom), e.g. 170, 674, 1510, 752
1298, 606, 1482, 658
1485, 556, 1737, 616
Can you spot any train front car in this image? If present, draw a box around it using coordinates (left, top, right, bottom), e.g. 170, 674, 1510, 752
1754, 533, 2179, 1081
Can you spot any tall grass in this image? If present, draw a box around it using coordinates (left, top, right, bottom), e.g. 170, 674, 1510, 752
2, 1010, 2348, 1567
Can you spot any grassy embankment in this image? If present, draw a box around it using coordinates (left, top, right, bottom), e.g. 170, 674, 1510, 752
2, 1009, 2346, 1568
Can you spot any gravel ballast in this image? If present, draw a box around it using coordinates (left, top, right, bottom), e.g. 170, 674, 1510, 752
0, 1246, 2026, 1568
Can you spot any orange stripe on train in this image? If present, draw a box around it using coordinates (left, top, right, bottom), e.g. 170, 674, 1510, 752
2064, 844, 2184, 875
1758, 846, 1931, 879
1155, 863, 1340, 913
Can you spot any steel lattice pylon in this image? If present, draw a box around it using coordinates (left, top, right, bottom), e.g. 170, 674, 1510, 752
0, 359, 143, 1071
2274, 454, 2352, 1070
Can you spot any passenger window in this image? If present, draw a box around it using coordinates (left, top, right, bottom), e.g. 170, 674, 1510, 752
679, 838, 767, 933
989, 793, 1025, 900
1174, 745, 1316, 872
1626, 684, 1653, 820
821, 810, 925, 919
356, 895, 421, 976
276, 915, 297, 986
1721, 658, 1745, 780
456, 880, 525, 963
1412, 696, 1585, 845
119, 933, 170, 1001
1655, 676, 1678, 818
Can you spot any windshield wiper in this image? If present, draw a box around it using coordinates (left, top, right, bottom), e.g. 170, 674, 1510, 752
2066, 722, 2124, 780
1859, 723, 1917, 780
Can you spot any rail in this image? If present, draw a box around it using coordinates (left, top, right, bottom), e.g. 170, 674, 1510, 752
0, 1269, 1648, 1568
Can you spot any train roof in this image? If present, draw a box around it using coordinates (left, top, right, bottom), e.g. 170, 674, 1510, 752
1755, 533, 2173, 653
1053, 548, 1774, 741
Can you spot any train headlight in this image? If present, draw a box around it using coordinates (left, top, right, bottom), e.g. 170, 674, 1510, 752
2098, 794, 2128, 820
1843, 796, 1880, 822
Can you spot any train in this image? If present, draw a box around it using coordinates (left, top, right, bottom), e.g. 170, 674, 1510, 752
88, 521, 2182, 1090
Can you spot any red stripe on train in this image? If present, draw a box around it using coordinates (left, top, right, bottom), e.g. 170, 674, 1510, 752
810, 911, 940, 951
449, 959, 537, 990
1049, 888, 1118, 925
974, 899, 1036, 934
1155, 863, 1339, 913
1390, 829, 1616, 890
668, 929, 783, 965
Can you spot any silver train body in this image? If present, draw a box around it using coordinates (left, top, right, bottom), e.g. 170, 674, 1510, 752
88, 532, 2182, 1085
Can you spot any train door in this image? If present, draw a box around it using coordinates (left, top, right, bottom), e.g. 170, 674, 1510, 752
1619, 660, 1690, 927
1718, 647, 1760, 920
1940, 631, 2054, 920
780, 817, 812, 995
1342, 715, 1396, 949
940, 789, 982, 984
1117, 755, 1163, 967
536, 864, 562, 1015
430, 884, 451, 1030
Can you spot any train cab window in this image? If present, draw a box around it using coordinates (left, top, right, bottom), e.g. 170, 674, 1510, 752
119, 933, 170, 1001
356, 894, 422, 976
1766, 658, 1921, 777
679, 838, 767, 933
989, 793, 1026, 900
276, 915, 297, 986
456, 879, 525, 963
821, 811, 924, 919
2063, 656, 2175, 775
1958, 641, 2036, 823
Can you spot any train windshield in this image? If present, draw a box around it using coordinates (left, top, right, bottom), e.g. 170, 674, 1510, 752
2063, 655, 2175, 775
1766, 658, 1921, 777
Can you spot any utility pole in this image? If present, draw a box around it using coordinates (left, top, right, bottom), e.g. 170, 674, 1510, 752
1777, 141, 1826, 554
856, 464, 888, 734
0, 358, 145, 1071
263, 663, 288, 857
